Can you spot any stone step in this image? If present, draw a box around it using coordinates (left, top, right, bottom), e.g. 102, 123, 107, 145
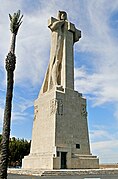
41, 169, 118, 176
8, 168, 44, 176
8, 168, 118, 176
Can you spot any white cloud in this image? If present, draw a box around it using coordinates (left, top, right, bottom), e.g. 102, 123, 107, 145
91, 140, 118, 163
113, 104, 118, 121
11, 110, 33, 123
0, 0, 82, 88
1, 0, 118, 102
13, 95, 34, 113
74, 0, 118, 112
1, 0, 118, 163
89, 124, 118, 163
90, 129, 112, 142
75, 67, 118, 105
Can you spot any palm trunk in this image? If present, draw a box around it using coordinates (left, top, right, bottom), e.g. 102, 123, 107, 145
10, 33, 16, 54
0, 10, 23, 179
0, 33, 16, 179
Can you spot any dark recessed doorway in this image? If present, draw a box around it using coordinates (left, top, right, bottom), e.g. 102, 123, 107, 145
61, 152, 67, 169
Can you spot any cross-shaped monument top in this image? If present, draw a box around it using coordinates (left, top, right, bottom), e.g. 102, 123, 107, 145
48, 13, 81, 43
40, 11, 81, 94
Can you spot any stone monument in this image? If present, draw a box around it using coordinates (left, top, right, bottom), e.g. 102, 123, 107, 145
22, 11, 99, 169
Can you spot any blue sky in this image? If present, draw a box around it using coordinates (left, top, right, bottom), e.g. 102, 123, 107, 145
0, 0, 118, 164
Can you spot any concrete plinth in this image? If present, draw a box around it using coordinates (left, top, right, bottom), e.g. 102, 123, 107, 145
22, 87, 99, 169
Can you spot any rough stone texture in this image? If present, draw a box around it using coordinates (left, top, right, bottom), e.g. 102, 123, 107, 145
22, 11, 99, 170
8, 168, 118, 176
22, 87, 99, 169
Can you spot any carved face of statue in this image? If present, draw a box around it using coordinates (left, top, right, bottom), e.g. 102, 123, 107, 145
58, 11, 67, 21
60, 13, 66, 20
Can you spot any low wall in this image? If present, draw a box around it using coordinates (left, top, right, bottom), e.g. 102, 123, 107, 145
100, 164, 118, 168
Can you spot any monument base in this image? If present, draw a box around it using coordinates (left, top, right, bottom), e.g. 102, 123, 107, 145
22, 154, 53, 169
22, 87, 99, 169
22, 153, 99, 169
70, 154, 99, 169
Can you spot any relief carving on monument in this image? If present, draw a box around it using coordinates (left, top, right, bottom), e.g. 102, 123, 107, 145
50, 98, 63, 116
57, 99, 63, 115
50, 99, 58, 115
34, 105, 38, 121
81, 104, 87, 118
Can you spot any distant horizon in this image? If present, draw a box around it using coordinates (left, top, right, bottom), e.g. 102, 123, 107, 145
0, 0, 118, 164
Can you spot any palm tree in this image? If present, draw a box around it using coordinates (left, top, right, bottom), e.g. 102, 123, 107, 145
0, 10, 23, 179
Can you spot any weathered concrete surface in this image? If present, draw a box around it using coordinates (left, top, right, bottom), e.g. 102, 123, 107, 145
8, 168, 118, 176
7, 173, 118, 179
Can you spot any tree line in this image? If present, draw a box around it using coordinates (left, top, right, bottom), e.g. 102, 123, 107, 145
0, 134, 30, 167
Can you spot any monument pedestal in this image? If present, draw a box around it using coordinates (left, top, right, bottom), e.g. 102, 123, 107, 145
22, 11, 99, 170
22, 87, 99, 169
